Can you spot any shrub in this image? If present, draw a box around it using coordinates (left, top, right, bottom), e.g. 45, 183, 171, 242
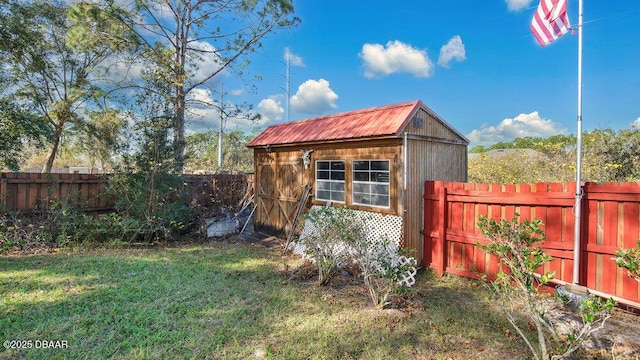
352, 234, 417, 308
478, 214, 615, 360
297, 206, 417, 307
0, 213, 49, 252
297, 206, 364, 284
105, 172, 193, 242
613, 240, 640, 282
0, 200, 132, 253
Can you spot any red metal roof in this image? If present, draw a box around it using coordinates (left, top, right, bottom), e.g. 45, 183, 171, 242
248, 100, 423, 147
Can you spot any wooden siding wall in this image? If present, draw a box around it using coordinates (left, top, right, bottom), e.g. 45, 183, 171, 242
405, 108, 467, 143
253, 139, 403, 236
403, 107, 468, 266
423, 180, 640, 307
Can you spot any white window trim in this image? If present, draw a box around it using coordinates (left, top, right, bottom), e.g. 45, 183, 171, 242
315, 160, 345, 203
352, 159, 390, 209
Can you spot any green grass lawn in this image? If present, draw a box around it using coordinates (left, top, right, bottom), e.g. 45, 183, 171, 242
0, 240, 585, 359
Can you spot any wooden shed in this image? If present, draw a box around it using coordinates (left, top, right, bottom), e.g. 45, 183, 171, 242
247, 100, 469, 263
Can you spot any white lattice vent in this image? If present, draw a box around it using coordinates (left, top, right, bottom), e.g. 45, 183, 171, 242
292, 206, 416, 287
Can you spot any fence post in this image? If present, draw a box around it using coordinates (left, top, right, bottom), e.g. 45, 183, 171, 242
0, 173, 6, 210
432, 185, 448, 276
578, 181, 588, 285
423, 181, 432, 268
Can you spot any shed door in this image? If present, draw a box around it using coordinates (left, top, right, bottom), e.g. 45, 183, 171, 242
256, 161, 277, 234
277, 162, 303, 237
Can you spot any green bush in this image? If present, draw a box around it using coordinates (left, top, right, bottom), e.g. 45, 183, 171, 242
105, 172, 193, 242
0, 200, 132, 252
298, 206, 417, 307
613, 240, 640, 282
478, 214, 615, 360
0, 214, 48, 252
298, 206, 364, 285
353, 234, 417, 308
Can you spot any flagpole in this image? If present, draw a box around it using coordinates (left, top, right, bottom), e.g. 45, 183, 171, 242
572, 0, 584, 285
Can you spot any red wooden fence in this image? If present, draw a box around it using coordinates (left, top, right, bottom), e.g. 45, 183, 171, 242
423, 180, 640, 307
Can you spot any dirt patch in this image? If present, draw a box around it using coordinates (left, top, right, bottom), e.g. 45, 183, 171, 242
563, 306, 640, 358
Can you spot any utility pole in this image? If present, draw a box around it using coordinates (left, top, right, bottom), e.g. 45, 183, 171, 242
286, 52, 290, 122
280, 51, 291, 122
218, 82, 224, 169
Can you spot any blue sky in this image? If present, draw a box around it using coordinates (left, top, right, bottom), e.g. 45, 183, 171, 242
203, 0, 640, 148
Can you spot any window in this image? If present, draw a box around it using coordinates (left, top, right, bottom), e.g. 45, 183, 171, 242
315, 160, 345, 202
352, 160, 390, 208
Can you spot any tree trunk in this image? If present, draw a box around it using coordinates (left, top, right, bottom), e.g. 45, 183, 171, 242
173, 87, 185, 174
42, 122, 64, 173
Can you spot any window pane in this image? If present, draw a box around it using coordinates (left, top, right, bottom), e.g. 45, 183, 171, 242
331, 171, 345, 181
331, 182, 345, 192
371, 161, 389, 171
316, 180, 330, 191
331, 161, 345, 170
317, 190, 330, 201
353, 194, 371, 205
353, 161, 369, 170
372, 172, 389, 183
317, 170, 329, 180
353, 182, 370, 193
316, 160, 345, 203
354, 171, 369, 181
371, 195, 389, 207
350, 159, 390, 208
373, 184, 389, 195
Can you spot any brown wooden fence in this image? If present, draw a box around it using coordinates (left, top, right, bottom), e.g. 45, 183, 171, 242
0, 172, 252, 214
423, 180, 640, 308
0, 173, 111, 213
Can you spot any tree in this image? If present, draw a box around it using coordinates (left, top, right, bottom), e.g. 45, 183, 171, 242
112, 0, 300, 172
184, 129, 255, 173
184, 131, 218, 171
0, 0, 134, 173
59, 109, 128, 172
582, 129, 640, 182
0, 99, 52, 171
468, 150, 574, 184
470, 129, 640, 183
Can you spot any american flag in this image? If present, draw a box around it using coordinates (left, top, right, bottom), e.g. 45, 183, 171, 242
530, 0, 571, 47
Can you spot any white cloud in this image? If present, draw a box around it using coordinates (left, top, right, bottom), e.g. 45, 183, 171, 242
284, 47, 305, 67
187, 88, 214, 108
438, 36, 466, 68
186, 41, 224, 84
631, 117, 640, 129
505, 0, 534, 11
183, 88, 219, 131
186, 96, 264, 134
359, 40, 435, 78
257, 98, 285, 123
467, 111, 568, 147
290, 79, 338, 115
230, 88, 244, 96
98, 41, 225, 89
